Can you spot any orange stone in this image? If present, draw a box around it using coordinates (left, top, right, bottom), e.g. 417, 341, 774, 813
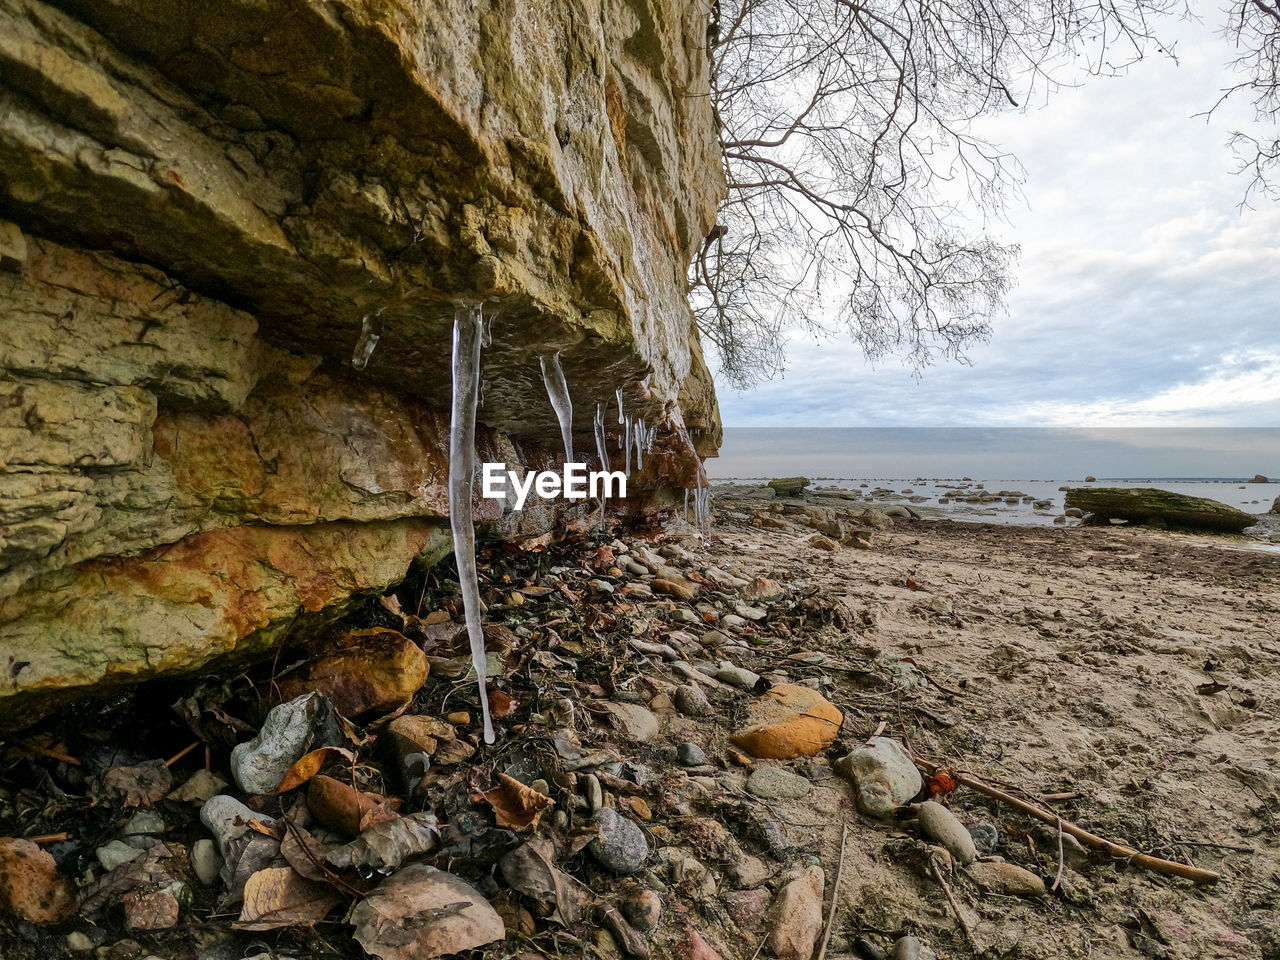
729, 684, 843, 759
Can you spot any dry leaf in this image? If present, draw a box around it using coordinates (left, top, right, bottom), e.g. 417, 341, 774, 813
351, 864, 504, 960
273, 746, 356, 793
99, 759, 173, 807
281, 821, 333, 883
498, 836, 590, 925
327, 812, 439, 872
308, 774, 401, 837
488, 688, 518, 719
0, 838, 75, 924
480, 773, 554, 832
235, 866, 343, 930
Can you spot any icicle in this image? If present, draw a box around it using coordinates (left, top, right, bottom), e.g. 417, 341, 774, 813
616, 387, 625, 424
594, 403, 610, 533
633, 418, 644, 472
448, 301, 495, 746
540, 352, 574, 463
351, 312, 383, 370
624, 415, 633, 475
684, 488, 690, 521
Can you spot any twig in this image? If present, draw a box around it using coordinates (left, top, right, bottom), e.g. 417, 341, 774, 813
867, 720, 887, 743
28, 832, 71, 844
912, 754, 1221, 885
815, 825, 848, 960
165, 740, 200, 767
930, 854, 976, 948
1051, 815, 1066, 892
17, 742, 79, 766
1042, 791, 1080, 801
1163, 840, 1256, 854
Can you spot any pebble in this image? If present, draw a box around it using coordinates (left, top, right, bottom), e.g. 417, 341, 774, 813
190, 838, 222, 886
968, 821, 999, 855
620, 886, 663, 931
854, 937, 889, 960
768, 866, 825, 960
677, 926, 725, 960
602, 702, 660, 742
66, 932, 94, 952
916, 801, 976, 864
833, 737, 922, 817
716, 662, 762, 690
892, 936, 937, 960
758, 819, 791, 858
229, 693, 321, 794
720, 614, 749, 631
746, 766, 812, 800
727, 855, 771, 888
674, 684, 712, 717
96, 840, 144, 872
122, 890, 180, 932
676, 742, 709, 767
121, 811, 165, 840
967, 860, 1047, 897
589, 809, 649, 874
733, 603, 767, 621
200, 795, 276, 856
583, 773, 604, 812
721, 888, 771, 930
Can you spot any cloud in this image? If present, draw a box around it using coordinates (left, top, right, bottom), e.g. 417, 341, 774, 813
712, 13, 1280, 430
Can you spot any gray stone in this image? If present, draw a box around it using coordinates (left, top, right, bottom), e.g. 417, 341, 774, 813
65, 932, 94, 952
200, 795, 276, 856
97, 839, 144, 871
833, 737, 922, 817
674, 684, 712, 717
892, 935, 937, 960
967, 821, 999, 855
590, 809, 649, 875
602, 701, 660, 742
746, 766, 812, 800
967, 860, 1047, 897
716, 662, 762, 689
677, 742, 709, 767
230, 693, 322, 795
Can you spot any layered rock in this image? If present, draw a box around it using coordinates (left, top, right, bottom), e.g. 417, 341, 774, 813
0, 0, 724, 721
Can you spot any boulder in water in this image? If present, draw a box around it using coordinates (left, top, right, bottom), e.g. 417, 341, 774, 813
1064, 488, 1255, 533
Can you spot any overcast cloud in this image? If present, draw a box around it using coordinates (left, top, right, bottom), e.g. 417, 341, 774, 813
713, 14, 1280, 428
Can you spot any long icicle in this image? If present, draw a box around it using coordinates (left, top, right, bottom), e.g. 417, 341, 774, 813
540, 352, 574, 463
595, 403, 610, 532
449, 302, 495, 745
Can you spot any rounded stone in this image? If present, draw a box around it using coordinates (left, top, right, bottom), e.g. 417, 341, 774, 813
916, 801, 976, 865
745, 766, 812, 800
674, 684, 712, 717
677, 742, 709, 767
589, 808, 649, 875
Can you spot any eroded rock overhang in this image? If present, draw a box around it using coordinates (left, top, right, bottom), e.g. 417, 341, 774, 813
0, 0, 725, 721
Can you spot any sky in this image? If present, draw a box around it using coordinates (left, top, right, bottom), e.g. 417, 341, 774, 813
712, 12, 1280, 429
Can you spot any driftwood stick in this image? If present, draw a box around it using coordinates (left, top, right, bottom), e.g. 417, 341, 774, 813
814, 825, 848, 960
930, 854, 976, 948
913, 755, 1221, 885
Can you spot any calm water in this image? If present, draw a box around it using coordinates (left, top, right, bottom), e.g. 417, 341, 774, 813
708, 428, 1280, 544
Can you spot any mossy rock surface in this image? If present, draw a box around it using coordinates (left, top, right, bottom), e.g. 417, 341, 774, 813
1064, 487, 1256, 533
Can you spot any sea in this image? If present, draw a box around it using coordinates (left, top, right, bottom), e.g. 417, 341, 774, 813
707, 428, 1280, 543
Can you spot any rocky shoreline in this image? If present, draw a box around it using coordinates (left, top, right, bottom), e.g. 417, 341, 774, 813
2, 493, 1278, 960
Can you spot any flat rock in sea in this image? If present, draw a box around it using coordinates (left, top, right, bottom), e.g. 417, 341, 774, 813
1064, 487, 1254, 532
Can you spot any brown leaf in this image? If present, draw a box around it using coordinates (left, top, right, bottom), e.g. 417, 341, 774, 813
351, 864, 505, 960
479, 773, 554, 832
488, 688, 518, 720
281, 821, 333, 883
499, 836, 591, 925
308, 774, 401, 837
235, 866, 343, 930
0, 838, 76, 923
275, 628, 429, 718
100, 759, 173, 807
273, 746, 357, 793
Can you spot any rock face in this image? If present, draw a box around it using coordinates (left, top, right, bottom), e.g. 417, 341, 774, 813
1064, 488, 1255, 533
0, 0, 724, 722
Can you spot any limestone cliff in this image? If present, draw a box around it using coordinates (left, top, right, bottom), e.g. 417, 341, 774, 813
0, 0, 724, 721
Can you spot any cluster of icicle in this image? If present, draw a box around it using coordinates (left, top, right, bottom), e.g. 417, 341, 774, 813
352, 306, 714, 746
